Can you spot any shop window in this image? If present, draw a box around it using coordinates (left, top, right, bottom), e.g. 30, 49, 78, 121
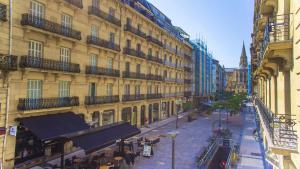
102, 110, 115, 126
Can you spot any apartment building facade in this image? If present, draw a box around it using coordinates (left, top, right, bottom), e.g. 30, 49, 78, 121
251, 0, 299, 168
0, 0, 193, 168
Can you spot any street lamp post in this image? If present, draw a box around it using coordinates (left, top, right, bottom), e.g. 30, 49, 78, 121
160, 131, 179, 169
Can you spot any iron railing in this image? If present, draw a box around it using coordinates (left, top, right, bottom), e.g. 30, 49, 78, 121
64, 0, 83, 9
147, 35, 163, 47
86, 66, 120, 77
85, 95, 119, 105
122, 94, 146, 102
88, 6, 121, 27
21, 13, 81, 40
147, 55, 163, 64
164, 44, 176, 54
184, 66, 192, 72
146, 93, 162, 99
20, 56, 80, 73
87, 36, 120, 52
18, 97, 79, 111
123, 47, 146, 59
176, 79, 184, 84
124, 24, 147, 39
163, 93, 176, 98
123, 71, 146, 79
0, 55, 17, 71
164, 61, 176, 68
164, 77, 176, 83
184, 79, 192, 84
146, 74, 163, 81
255, 97, 298, 150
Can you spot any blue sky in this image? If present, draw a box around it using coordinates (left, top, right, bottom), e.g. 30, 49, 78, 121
147, 0, 254, 68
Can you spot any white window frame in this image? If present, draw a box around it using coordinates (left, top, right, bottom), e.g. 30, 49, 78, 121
107, 83, 113, 96
89, 83, 97, 97
30, 0, 44, 21
59, 81, 70, 97
28, 40, 43, 58
107, 57, 113, 69
60, 47, 71, 62
90, 54, 98, 67
91, 25, 99, 38
27, 80, 42, 99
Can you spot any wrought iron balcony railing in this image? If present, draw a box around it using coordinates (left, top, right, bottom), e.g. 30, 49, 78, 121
255, 98, 298, 151
164, 61, 176, 68
0, 55, 17, 71
147, 36, 163, 47
18, 97, 79, 111
176, 79, 184, 84
176, 92, 184, 97
0, 3, 7, 22
122, 94, 146, 102
164, 77, 176, 83
124, 24, 147, 39
123, 47, 146, 59
85, 95, 119, 105
21, 14, 81, 40
184, 66, 192, 72
146, 74, 163, 81
147, 55, 163, 64
146, 93, 162, 99
20, 56, 80, 73
88, 6, 121, 27
123, 71, 146, 80
164, 44, 177, 54
87, 36, 120, 52
64, 0, 83, 9
260, 14, 291, 60
86, 66, 120, 77
163, 93, 176, 98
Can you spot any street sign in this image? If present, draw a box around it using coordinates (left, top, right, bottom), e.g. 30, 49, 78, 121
9, 126, 17, 136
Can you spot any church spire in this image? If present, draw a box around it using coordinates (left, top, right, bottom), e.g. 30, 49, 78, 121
239, 41, 248, 68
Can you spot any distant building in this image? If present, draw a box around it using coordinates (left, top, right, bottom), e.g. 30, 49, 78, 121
225, 42, 248, 94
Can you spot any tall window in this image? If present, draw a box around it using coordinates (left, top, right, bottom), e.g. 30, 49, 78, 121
60, 47, 70, 62
155, 85, 159, 94
28, 40, 43, 58
136, 64, 140, 74
126, 18, 131, 26
30, 1, 44, 22
92, 0, 99, 7
148, 48, 152, 56
90, 54, 98, 66
124, 84, 130, 95
91, 25, 99, 38
147, 85, 152, 94
136, 44, 141, 52
137, 24, 141, 31
148, 67, 151, 74
107, 57, 113, 69
61, 14, 72, 36
27, 80, 42, 99
89, 83, 96, 97
102, 110, 114, 126
109, 7, 115, 17
109, 32, 115, 44
126, 39, 131, 48
135, 85, 140, 95
107, 83, 113, 96
155, 51, 159, 57
59, 81, 70, 97
125, 62, 130, 72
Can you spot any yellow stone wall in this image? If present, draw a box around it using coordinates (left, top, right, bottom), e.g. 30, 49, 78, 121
0, 0, 193, 168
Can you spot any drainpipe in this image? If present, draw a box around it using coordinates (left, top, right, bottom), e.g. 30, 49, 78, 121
2, 0, 13, 165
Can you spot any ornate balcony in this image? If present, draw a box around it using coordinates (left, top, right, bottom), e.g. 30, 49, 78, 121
146, 93, 162, 100
164, 61, 176, 68
184, 66, 192, 72
86, 66, 120, 77
20, 56, 80, 73
255, 98, 298, 153
146, 74, 163, 81
163, 93, 176, 98
124, 24, 147, 39
64, 0, 83, 9
164, 44, 176, 54
88, 6, 121, 27
184, 79, 192, 84
0, 55, 18, 71
0, 3, 7, 22
147, 36, 163, 47
123, 47, 146, 59
85, 95, 119, 105
123, 71, 146, 80
164, 77, 176, 83
176, 79, 184, 84
87, 36, 120, 52
147, 55, 163, 64
122, 94, 146, 102
21, 14, 81, 40
18, 97, 79, 111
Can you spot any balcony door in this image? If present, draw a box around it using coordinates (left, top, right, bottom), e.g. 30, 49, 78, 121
60, 47, 70, 70
28, 40, 43, 67
109, 32, 115, 45
59, 81, 70, 98
91, 25, 99, 38
125, 62, 130, 72
61, 14, 72, 35
107, 83, 113, 97
30, 1, 44, 24
27, 80, 42, 99
92, 0, 99, 8
89, 83, 96, 97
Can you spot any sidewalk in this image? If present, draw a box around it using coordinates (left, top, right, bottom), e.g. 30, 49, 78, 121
237, 104, 265, 169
